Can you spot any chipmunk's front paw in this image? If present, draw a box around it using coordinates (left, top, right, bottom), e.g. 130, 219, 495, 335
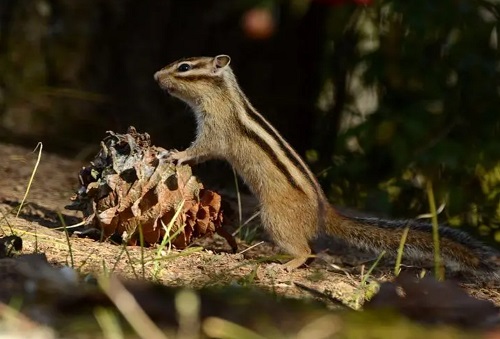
164, 150, 194, 166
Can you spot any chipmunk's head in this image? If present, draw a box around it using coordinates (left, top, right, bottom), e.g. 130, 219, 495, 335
154, 55, 233, 109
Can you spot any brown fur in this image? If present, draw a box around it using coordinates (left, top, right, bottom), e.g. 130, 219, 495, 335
154, 55, 500, 279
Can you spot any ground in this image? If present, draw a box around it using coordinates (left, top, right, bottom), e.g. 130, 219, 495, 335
0, 142, 499, 338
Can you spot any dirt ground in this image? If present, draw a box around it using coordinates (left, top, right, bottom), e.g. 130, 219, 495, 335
0, 142, 369, 301
1, 141, 500, 337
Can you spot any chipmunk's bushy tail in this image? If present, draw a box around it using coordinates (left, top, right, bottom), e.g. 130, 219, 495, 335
322, 207, 500, 281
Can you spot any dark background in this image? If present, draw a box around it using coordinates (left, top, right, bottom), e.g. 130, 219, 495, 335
1, 0, 499, 246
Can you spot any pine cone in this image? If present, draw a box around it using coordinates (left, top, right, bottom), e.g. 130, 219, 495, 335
66, 126, 237, 252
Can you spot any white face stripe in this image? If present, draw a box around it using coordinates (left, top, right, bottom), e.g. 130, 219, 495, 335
173, 68, 213, 77
173, 58, 212, 72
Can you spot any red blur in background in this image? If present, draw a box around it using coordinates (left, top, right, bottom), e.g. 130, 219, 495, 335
242, 0, 373, 40
242, 7, 275, 40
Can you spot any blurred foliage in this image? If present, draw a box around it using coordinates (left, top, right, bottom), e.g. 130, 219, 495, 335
312, 0, 500, 245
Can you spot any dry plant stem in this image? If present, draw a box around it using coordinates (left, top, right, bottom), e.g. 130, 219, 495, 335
110, 244, 127, 274
232, 167, 243, 226
175, 290, 200, 339
295, 315, 341, 339
416, 202, 446, 219
239, 241, 265, 254
99, 277, 168, 339
0, 301, 49, 330
12, 229, 56, 241
203, 317, 267, 339
52, 221, 86, 230
138, 223, 146, 280
0, 301, 25, 322
232, 212, 260, 238
123, 246, 139, 279
94, 307, 124, 339
0, 209, 11, 235
58, 212, 74, 268
16, 142, 43, 218
150, 247, 204, 264
77, 246, 99, 272
426, 181, 444, 281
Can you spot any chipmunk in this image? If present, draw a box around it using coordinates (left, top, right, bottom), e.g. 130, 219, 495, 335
154, 54, 500, 280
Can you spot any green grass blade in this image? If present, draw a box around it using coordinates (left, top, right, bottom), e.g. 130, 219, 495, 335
394, 227, 409, 276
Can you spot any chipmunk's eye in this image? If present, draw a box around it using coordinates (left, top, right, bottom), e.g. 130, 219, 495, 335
177, 63, 191, 72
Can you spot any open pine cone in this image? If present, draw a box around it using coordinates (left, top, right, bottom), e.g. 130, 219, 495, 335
65, 126, 237, 252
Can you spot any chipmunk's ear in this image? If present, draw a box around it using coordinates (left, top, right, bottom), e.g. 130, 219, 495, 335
213, 55, 231, 72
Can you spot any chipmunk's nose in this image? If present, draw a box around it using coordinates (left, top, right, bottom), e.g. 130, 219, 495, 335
154, 71, 161, 82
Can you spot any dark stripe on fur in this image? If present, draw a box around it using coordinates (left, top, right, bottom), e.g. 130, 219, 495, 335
172, 74, 224, 87
343, 213, 500, 261
189, 60, 209, 70
239, 95, 319, 191
235, 120, 305, 194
